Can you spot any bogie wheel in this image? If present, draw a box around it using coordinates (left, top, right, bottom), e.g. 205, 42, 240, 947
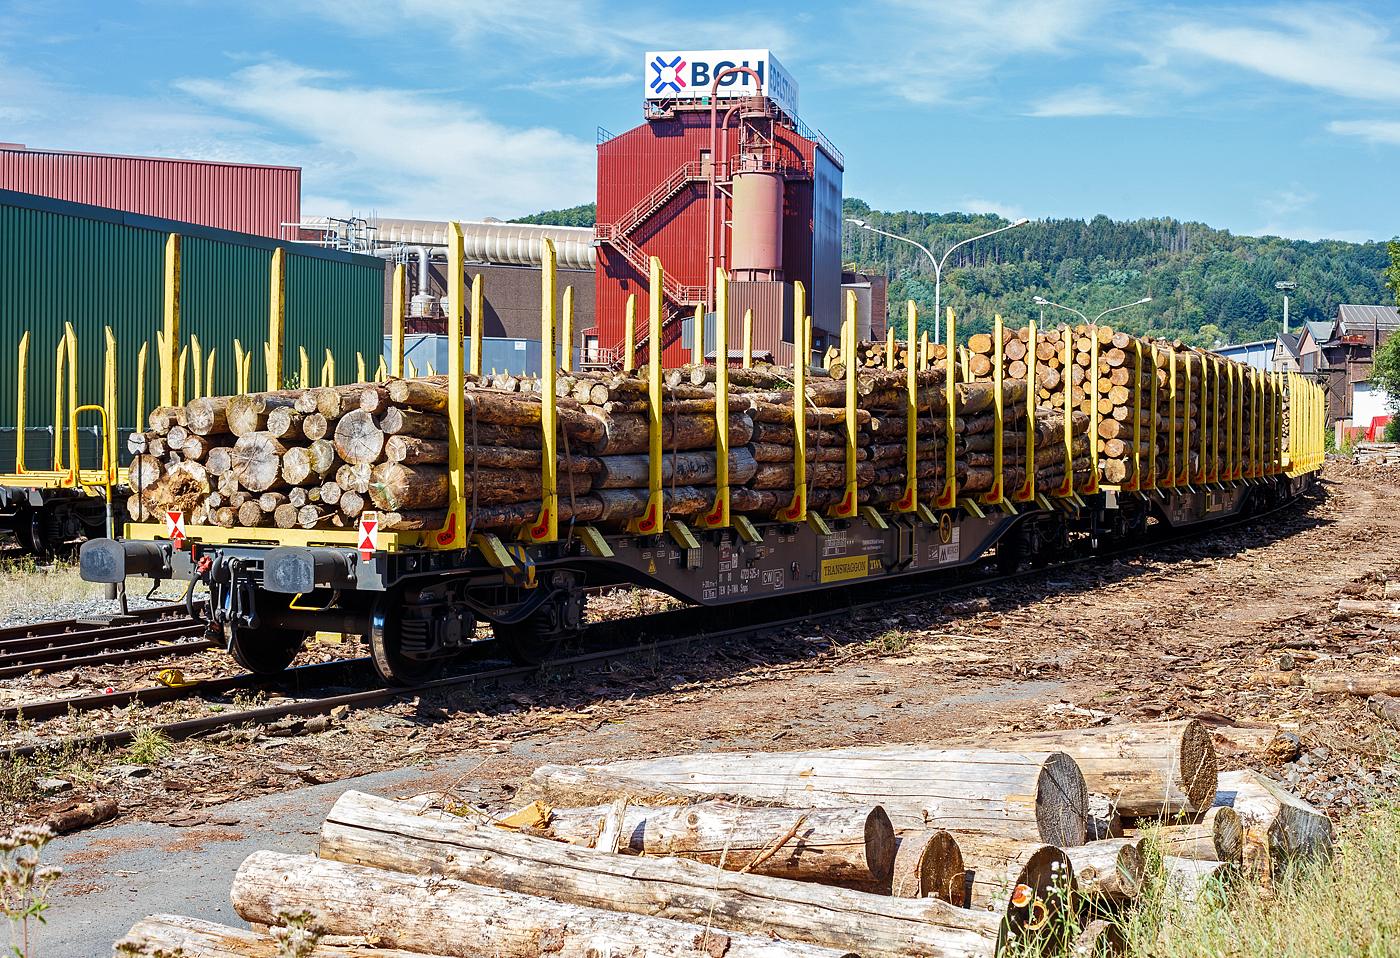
370, 592, 438, 686
493, 614, 564, 667
224, 593, 307, 676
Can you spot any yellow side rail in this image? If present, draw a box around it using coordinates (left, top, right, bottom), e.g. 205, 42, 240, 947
702, 268, 732, 531
829, 290, 859, 520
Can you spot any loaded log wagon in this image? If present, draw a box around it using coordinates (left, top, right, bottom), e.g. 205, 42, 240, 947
79, 238, 1328, 685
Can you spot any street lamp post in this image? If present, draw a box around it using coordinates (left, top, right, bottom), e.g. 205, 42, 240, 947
1033, 295, 1153, 327
1275, 281, 1298, 335
846, 217, 1030, 344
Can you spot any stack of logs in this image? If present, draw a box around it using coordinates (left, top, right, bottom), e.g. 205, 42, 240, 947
125, 355, 1082, 534
123, 322, 1274, 533
116, 720, 1336, 958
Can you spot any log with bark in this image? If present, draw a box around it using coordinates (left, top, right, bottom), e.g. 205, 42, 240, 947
1062, 839, 1145, 902
546, 801, 896, 885
954, 836, 1074, 912
231, 852, 858, 958
1215, 770, 1334, 883
596, 748, 1089, 844
1127, 806, 1242, 864
317, 791, 1007, 958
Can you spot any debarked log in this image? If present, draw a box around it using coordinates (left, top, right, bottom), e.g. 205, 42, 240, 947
117, 913, 463, 958
598, 748, 1089, 844
954, 721, 1217, 818
231, 852, 860, 958
316, 791, 1005, 958
547, 801, 896, 884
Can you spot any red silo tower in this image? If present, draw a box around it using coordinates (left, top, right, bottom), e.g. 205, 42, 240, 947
589, 50, 843, 368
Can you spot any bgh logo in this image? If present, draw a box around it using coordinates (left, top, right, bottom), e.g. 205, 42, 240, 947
649, 55, 687, 95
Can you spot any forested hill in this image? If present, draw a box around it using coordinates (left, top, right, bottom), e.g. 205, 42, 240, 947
842, 198, 1392, 347
512, 198, 1391, 348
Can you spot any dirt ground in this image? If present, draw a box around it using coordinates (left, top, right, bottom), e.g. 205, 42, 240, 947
15, 463, 1400, 835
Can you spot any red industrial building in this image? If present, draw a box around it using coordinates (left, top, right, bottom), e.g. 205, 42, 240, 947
0, 143, 299, 240
589, 50, 843, 367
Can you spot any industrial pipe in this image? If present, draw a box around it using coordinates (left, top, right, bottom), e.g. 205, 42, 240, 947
707, 67, 764, 326
360, 219, 596, 270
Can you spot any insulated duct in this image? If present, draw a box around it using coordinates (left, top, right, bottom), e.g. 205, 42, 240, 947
371, 218, 596, 270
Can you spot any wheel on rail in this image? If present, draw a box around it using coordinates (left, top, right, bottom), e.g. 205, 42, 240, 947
492, 614, 566, 667
224, 592, 307, 675
369, 591, 439, 686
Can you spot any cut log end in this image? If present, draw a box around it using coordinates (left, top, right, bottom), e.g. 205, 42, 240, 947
1036, 751, 1090, 847
1178, 719, 1220, 812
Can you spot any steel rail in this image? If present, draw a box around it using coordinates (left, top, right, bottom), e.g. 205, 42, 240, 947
1, 487, 1323, 760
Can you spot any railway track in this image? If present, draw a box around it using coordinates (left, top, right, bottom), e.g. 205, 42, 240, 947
0, 603, 211, 680
2, 485, 1324, 760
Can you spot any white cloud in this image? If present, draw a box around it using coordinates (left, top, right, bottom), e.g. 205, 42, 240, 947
1328, 118, 1400, 144
178, 62, 595, 220
1028, 84, 1136, 116
1260, 186, 1317, 216
284, 0, 791, 65
1168, 8, 1400, 102
958, 198, 1027, 221
840, 0, 1107, 104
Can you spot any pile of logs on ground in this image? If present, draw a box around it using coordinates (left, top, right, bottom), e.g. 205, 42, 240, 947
116, 721, 1335, 958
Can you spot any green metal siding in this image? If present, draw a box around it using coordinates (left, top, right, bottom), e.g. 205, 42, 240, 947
284, 254, 383, 388
0, 203, 164, 471
0, 190, 384, 472
182, 235, 273, 398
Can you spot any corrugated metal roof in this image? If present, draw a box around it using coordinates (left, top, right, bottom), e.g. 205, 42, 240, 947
0, 146, 299, 239
1339, 304, 1400, 331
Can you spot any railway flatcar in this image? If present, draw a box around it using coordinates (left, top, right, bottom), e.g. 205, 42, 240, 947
79, 233, 1327, 684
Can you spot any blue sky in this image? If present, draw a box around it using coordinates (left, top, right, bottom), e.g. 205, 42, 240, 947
1, 0, 1396, 242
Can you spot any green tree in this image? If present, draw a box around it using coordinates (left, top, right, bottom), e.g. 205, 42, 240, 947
509, 204, 596, 227
1374, 239, 1400, 423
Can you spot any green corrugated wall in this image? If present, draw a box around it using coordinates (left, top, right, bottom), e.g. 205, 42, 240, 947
0, 191, 383, 471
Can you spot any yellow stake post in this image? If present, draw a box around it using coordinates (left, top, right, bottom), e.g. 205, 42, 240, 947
443, 221, 467, 550
983, 315, 1007, 506
561, 285, 574, 373
1015, 316, 1037, 502
936, 308, 957, 507
828, 291, 859, 520
526, 239, 559, 544
161, 234, 181, 408
692, 304, 705, 367
65, 324, 77, 484
886, 324, 896, 371
176, 346, 188, 407
896, 301, 919, 512
298, 347, 309, 391
391, 264, 406, 379
628, 260, 665, 535
470, 274, 484, 377
702, 269, 732, 531
53, 335, 66, 472
268, 247, 285, 390
919, 331, 930, 371
104, 327, 118, 484
781, 282, 808, 523
742, 308, 753, 368
623, 295, 637, 372
205, 348, 216, 401
190, 335, 203, 401
15, 332, 27, 474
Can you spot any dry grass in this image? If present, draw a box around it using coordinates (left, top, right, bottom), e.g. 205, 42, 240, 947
1120, 802, 1400, 957
0, 555, 106, 622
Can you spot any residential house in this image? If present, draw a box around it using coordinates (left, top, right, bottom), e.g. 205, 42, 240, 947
1319, 304, 1399, 423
